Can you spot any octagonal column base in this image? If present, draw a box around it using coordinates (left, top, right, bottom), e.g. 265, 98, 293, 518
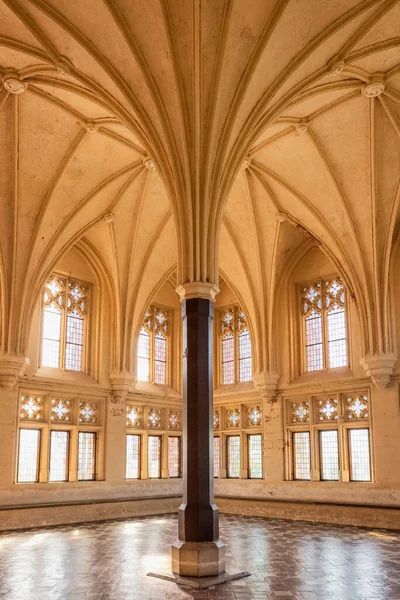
171, 540, 225, 577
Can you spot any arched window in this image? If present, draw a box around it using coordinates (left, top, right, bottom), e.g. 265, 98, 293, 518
301, 276, 348, 372
137, 305, 170, 385
219, 306, 252, 385
41, 274, 89, 371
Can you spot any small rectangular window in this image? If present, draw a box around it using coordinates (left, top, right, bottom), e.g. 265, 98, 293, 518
148, 435, 161, 478
248, 434, 262, 479
293, 431, 311, 480
49, 430, 69, 482
319, 430, 339, 481
78, 431, 96, 481
168, 437, 180, 478
213, 436, 220, 478
349, 428, 371, 481
227, 435, 240, 478
126, 434, 141, 479
17, 429, 41, 483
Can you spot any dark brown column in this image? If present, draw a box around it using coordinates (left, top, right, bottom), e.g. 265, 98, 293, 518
178, 297, 219, 542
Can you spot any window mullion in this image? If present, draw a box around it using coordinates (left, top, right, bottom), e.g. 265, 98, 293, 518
60, 280, 68, 370
321, 280, 329, 370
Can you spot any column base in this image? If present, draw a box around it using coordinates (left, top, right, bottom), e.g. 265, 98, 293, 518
171, 540, 225, 577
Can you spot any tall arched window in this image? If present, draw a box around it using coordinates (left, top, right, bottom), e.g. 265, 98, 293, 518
137, 305, 170, 385
219, 306, 252, 385
301, 276, 348, 372
41, 274, 89, 371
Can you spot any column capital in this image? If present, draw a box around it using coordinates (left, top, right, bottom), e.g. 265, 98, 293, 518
360, 352, 396, 389
0, 354, 29, 390
175, 282, 220, 303
109, 371, 135, 402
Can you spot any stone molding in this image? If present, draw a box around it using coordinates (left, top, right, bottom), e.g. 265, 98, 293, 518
175, 282, 220, 303
360, 352, 396, 389
0, 355, 29, 390
109, 371, 136, 402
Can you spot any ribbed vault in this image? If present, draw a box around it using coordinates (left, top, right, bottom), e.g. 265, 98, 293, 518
1, 0, 400, 382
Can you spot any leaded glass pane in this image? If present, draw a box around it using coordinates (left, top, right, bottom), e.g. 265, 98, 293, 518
349, 428, 371, 481
319, 430, 339, 481
17, 429, 40, 483
78, 432, 96, 480
168, 437, 180, 478
49, 431, 69, 482
227, 436, 240, 478
148, 435, 161, 478
248, 434, 262, 479
213, 437, 220, 478
126, 434, 140, 479
293, 431, 311, 480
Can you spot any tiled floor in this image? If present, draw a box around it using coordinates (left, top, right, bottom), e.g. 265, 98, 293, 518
0, 514, 400, 599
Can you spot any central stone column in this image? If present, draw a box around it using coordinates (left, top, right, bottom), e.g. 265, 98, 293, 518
172, 282, 225, 577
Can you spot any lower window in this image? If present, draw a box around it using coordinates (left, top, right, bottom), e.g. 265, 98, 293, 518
17, 429, 41, 483
348, 428, 371, 482
148, 435, 162, 478
248, 434, 262, 479
49, 430, 70, 482
126, 434, 141, 479
213, 436, 220, 478
168, 436, 181, 478
319, 430, 339, 481
293, 431, 311, 480
227, 435, 240, 478
78, 431, 96, 481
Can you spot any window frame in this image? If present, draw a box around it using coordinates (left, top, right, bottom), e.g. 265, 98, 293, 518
77, 431, 97, 481
248, 433, 263, 480
284, 391, 373, 483
218, 305, 253, 386
168, 435, 182, 478
49, 429, 70, 482
137, 304, 171, 386
39, 272, 90, 373
126, 433, 142, 480
17, 428, 41, 484
16, 392, 104, 484
299, 275, 349, 374
226, 434, 241, 479
148, 434, 162, 479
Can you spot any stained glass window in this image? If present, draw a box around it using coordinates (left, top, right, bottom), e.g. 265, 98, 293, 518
126, 405, 143, 428
301, 277, 347, 372
17, 429, 41, 483
220, 306, 252, 385
349, 429, 371, 481
78, 432, 96, 480
293, 431, 311, 480
148, 435, 161, 478
49, 431, 69, 482
42, 274, 89, 372
137, 305, 170, 385
319, 430, 339, 481
227, 435, 240, 478
126, 434, 141, 479
168, 437, 181, 478
214, 437, 220, 478
248, 434, 262, 479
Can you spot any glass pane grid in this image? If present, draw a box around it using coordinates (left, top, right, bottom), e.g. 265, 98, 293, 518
249, 434, 262, 479
154, 335, 167, 384
126, 434, 140, 479
293, 431, 311, 480
65, 314, 84, 371
78, 432, 96, 481
49, 431, 69, 482
42, 308, 61, 367
168, 437, 180, 478
17, 429, 40, 483
222, 335, 234, 384
319, 430, 339, 481
137, 331, 150, 382
238, 331, 252, 382
305, 315, 323, 371
227, 436, 240, 478
214, 437, 220, 478
148, 436, 161, 478
349, 428, 371, 481
327, 308, 347, 368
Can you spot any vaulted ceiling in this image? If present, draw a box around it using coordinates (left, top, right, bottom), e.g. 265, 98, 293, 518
0, 0, 400, 375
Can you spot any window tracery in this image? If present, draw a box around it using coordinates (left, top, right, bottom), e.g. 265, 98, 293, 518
51, 398, 72, 422
246, 406, 262, 427
345, 395, 369, 420
168, 409, 182, 430
41, 274, 89, 372
20, 395, 44, 421
317, 398, 338, 421
126, 405, 144, 428
148, 408, 163, 429
301, 276, 347, 373
213, 409, 220, 431
225, 408, 240, 428
219, 305, 252, 385
290, 401, 310, 423
79, 402, 99, 424
137, 305, 170, 385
